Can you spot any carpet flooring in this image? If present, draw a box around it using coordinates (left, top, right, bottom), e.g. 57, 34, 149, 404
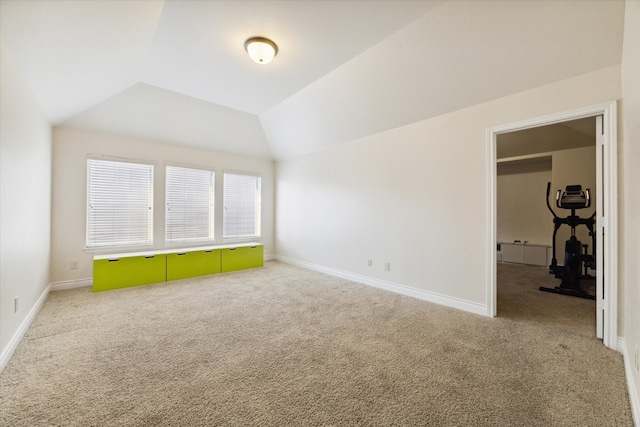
0, 261, 633, 426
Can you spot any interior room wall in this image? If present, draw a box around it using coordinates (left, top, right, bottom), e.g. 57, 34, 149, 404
497, 145, 595, 265
275, 65, 621, 312
497, 158, 552, 246
0, 37, 52, 366
621, 0, 640, 420
50, 127, 275, 284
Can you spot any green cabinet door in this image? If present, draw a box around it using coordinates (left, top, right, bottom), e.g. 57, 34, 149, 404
221, 245, 264, 272
167, 250, 221, 281
93, 254, 167, 292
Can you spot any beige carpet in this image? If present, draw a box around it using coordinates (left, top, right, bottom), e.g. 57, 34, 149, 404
0, 261, 632, 426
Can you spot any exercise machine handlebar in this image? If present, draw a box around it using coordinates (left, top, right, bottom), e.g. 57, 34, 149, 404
546, 182, 557, 218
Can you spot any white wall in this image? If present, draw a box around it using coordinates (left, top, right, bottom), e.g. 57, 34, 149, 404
497, 145, 596, 266
0, 37, 52, 366
621, 0, 640, 421
275, 65, 621, 310
497, 158, 552, 246
50, 128, 274, 284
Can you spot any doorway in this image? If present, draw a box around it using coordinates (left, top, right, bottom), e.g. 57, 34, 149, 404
486, 101, 618, 350
495, 118, 596, 333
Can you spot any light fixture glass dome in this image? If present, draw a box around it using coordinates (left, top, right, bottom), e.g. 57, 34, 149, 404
245, 37, 278, 65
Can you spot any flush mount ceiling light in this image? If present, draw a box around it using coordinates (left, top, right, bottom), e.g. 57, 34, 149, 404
244, 37, 278, 65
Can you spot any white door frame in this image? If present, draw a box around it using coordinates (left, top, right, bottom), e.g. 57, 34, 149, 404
486, 101, 618, 351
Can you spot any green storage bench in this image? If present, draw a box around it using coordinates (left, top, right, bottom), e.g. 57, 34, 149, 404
93, 243, 263, 292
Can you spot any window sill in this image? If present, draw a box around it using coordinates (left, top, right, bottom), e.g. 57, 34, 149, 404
84, 244, 155, 255
222, 236, 262, 244
93, 242, 263, 260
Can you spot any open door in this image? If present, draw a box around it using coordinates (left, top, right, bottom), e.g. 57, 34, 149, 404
595, 115, 604, 339
595, 110, 619, 349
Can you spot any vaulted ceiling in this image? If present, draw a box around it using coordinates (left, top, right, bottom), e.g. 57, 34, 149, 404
0, 0, 625, 160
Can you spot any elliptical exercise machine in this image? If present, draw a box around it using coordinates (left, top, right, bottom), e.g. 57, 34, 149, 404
539, 182, 596, 300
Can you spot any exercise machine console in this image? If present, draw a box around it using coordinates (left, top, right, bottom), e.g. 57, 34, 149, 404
539, 182, 596, 300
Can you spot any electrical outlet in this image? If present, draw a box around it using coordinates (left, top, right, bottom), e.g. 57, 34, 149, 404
70, 260, 79, 270
384, 262, 391, 271
14, 297, 18, 313
367, 259, 372, 267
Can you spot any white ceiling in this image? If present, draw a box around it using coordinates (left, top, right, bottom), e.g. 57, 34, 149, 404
497, 117, 596, 160
0, 0, 164, 125
62, 83, 272, 158
0, 0, 625, 160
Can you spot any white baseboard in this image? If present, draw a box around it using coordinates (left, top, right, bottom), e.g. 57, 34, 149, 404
620, 338, 640, 426
50, 278, 92, 291
0, 284, 50, 374
264, 254, 276, 262
275, 255, 487, 316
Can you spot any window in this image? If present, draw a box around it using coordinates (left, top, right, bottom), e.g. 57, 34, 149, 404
165, 165, 215, 243
87, 158, 153, 248
223, 172, 261, 238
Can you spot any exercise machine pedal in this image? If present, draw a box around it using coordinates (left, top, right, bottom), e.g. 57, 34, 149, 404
539, 286, 595, 300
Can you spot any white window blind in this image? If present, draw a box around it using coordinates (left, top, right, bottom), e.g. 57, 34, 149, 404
223, 172, 261, 238
165, 165, 215, 243
87, 158, 153, 248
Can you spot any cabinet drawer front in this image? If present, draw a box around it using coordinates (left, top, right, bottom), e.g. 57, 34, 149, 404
93, 255, 166, 292
221, 246, 263, 272
501, 244, 524, 264
167, 250, 221, 281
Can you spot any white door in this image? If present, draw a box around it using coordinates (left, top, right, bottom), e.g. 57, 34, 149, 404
595, 115, 604, 340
